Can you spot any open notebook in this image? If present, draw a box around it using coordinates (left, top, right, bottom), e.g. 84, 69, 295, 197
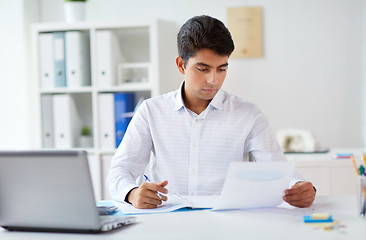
115, 162, 294, 215
114, 194, 218, 215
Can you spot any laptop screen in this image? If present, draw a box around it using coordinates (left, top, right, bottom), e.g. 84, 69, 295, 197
0, 150, 101, 231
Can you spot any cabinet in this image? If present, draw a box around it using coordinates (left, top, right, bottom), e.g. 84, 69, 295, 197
31, 20, 180, 200
286, 148, 362, 196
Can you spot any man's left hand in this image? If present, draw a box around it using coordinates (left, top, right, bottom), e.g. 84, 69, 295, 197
283, 181, 316, 208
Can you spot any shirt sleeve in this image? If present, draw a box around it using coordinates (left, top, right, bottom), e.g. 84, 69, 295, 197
244, 107, 304, 186
106, 101, 152, 202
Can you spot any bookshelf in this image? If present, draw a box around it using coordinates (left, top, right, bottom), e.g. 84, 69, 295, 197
31, 20, 180, 200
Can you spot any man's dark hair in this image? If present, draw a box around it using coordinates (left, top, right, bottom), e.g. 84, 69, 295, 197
177, 15, 235, 67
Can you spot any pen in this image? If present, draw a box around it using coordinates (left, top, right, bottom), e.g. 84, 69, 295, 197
351, 155, 359, 176
143, 174, 151, 183
351, 157, 366, 201
143, 175, 162, 198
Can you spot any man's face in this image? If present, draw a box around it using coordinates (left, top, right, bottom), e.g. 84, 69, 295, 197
177, 48, 229, 105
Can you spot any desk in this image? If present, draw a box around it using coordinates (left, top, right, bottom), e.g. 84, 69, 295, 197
1, 195, 365, 239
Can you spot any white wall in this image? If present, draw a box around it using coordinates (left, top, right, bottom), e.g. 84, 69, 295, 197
0, 0, 39, 150
0, 0, 364, 149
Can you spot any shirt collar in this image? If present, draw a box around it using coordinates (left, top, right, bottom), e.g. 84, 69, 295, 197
209, 88, 224, 110
173, 81, 225, 111
174, 81, 185, 111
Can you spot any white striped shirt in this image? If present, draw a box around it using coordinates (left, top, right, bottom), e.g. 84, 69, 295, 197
107, 82, 302, 202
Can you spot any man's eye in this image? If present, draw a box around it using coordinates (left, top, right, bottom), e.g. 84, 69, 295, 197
218, 68, 227, 72
197, 68, 208, 72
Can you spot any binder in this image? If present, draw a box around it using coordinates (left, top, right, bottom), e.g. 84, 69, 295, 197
98, 93, 116, 149
53, 94, 80, 148
114, 93, 135, 148
53, 32, 67, 87
65, 31, 90, 88
39, 33, 55, 89
101, 154, 113, 200
88, 154, 102, 200
41, 95, 54, 148
95, 30, 122, 87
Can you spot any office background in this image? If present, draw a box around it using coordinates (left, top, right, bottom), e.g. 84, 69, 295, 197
0, 0, 365, 150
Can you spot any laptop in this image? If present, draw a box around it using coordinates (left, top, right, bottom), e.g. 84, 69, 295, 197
0, 150, 135, 233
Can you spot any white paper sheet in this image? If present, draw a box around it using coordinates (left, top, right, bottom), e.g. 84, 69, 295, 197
213, 162, 294, 210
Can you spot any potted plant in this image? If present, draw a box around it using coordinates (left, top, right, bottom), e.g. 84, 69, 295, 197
64, 0, 88, 23
79, 125, 93, 148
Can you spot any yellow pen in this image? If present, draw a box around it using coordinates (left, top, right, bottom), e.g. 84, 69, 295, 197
351, 155, 359, 176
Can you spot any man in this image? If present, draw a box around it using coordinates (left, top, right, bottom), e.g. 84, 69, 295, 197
107, 15, 316, 209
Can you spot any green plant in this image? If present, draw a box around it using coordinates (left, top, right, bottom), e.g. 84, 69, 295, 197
65, 0, 87, 2
81, 126, 91, 136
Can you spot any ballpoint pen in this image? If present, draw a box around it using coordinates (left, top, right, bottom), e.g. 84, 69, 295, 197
143, 175, 163, 198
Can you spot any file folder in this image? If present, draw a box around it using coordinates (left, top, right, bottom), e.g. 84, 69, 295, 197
88, 154, 102, 200
101, 154, 113, 200
53, 32, 67, 87
41, 95, 54, 148
96, 30, 122, 87
39, 33, 55, 89
114, 93, 135, 148
98, 93, 116, 149
53, 94, 80, 148
65, 31, 91, 88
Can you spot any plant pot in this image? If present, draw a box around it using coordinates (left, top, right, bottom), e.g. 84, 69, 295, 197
64, 2, 86, 23
79, 136, 93, 148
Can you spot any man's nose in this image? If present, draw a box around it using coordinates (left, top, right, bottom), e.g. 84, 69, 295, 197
207, 71, 217, 84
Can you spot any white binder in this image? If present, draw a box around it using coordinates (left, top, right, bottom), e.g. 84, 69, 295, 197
95, 30, 121, 87
41, 95, 54, 148
53, 94, 80, 148
101, 154, 113, 200
39, 33, 54, 89
87, 154, 102, 200
65, 31, 90, 88
98, 93, 116, 149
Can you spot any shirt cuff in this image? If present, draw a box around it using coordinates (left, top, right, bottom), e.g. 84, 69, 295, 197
120, 184, 139, 203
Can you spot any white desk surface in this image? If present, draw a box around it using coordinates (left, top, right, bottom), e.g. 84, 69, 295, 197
1, 195, 365, 240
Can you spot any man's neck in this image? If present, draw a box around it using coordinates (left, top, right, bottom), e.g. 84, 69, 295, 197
181, 86, 211, 115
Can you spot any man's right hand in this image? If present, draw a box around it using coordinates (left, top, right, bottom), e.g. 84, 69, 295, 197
128, 180, 169, 209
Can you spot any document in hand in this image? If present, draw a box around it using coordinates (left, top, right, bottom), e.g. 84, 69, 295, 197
213, 161, 294, 210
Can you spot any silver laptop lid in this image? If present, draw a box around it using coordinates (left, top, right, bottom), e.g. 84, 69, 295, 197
0, 150, 101, 231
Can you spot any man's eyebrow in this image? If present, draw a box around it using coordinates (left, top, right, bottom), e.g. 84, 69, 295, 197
195, 62, 229, 68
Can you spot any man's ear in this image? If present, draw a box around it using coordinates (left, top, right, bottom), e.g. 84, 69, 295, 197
176, 56, 185, 74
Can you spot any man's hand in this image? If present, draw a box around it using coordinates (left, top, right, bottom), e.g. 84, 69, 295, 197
283, 181, 316, 208
128, 180, 169, 209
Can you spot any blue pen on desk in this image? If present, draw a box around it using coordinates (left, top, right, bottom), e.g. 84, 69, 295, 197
143, 175, 162, 198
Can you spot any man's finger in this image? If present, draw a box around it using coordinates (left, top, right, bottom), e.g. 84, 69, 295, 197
147, 182, 169, 194
285, 181, 312, 195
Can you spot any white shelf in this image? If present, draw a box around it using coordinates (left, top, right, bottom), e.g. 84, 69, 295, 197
97, 83, 152, 92
32, 19, 180, 200
40, 87, 93, 94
